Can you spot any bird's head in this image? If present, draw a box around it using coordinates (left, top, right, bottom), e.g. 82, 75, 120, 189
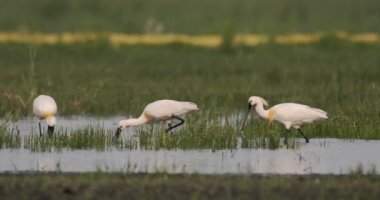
248, 96, 268, 107
46, 115, 56, 126
46, 116, 56, 136
115, 119, 132, 139
241, 96, 268, 131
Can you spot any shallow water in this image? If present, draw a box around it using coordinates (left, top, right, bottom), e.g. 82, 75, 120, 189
1, 138, 380, 174
2, 117, 379, 174
3, 116, 124, 135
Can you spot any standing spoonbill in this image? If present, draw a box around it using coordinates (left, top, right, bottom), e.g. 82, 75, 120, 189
115, 99, 199, 139
240, 96, 328, 143
33, 95, 57, 136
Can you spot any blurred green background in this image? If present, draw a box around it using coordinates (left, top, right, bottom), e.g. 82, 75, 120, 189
1, 0, 380, 33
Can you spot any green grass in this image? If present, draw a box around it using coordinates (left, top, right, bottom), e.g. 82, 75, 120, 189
23, 126, 138, 152
1, 173, 380, 200
1, 0, 380, 33
0, 39, 379, 141
0, 121, 21, 149
0, 118, 299, 151
137, 116, 238, 150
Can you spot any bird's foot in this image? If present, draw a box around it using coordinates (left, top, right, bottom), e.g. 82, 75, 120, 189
284, 138, 288, 146
165, 128, 174, 135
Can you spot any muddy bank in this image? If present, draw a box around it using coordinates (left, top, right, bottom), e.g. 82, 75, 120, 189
0, 173, 380, 200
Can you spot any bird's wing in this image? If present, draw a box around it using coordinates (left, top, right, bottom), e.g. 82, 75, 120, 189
144, 100, 182, 119
33, 95, 57, 117
273, 103, 326, 123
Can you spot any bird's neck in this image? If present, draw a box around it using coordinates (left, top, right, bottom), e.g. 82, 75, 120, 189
46, 115, 56, 127
126, 113, 150, 127
255, 102, 269, 119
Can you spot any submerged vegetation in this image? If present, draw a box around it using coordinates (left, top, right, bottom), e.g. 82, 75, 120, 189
0, 112, 375, 151
0, 114, 303, 151
24, 126, 137, 152
0, 121, 21, 149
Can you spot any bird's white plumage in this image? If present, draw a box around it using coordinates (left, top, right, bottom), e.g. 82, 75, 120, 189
118, 99, 199, 128
248, 96, 327, 130
144, 100, 198, 119
271, 103, 328, 129
33, 95, 57, 126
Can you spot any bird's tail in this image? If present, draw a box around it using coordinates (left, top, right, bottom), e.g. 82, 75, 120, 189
181, 102, 199, 111
312, 108, 328, 119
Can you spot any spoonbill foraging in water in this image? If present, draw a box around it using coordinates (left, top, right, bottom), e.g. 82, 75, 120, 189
115, 99, 199, 139
241, 96, 328, 143
33, 95, 57, 136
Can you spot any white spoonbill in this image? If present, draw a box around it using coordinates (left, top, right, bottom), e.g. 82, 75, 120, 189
241, 96, 328, 143
115, 99, 199, 138
33, 95, 57, 136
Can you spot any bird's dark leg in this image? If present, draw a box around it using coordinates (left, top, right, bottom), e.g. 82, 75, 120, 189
297, 128, 309, 143
38, 122, 42, 137
166, 116, 185, 132
166, 121, 174, 134
283, 129, 290, 145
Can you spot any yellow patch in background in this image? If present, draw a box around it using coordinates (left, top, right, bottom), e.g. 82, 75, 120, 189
0, 32, 379, 47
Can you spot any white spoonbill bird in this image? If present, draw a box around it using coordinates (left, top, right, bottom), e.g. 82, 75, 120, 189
115, 99, 199, 138
33, 95, 57, 136
241, 96, 328, 143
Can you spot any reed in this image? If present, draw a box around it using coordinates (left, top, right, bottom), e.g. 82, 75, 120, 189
0, 122, 21, 149
23, 126, 138, 152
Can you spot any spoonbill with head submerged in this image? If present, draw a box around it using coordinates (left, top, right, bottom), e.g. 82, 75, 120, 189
33, 95, 57, 136
115, 99, 199, 139
240, 96, 328, 143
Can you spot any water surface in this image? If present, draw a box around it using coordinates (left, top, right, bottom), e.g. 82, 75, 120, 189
1, 138, 379, 174
4, 116, 123, 135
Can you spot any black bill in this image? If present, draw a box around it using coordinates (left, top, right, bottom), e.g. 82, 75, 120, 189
240, 103, 252, 131
47, 125, 54, 136
114, 127, 122, 139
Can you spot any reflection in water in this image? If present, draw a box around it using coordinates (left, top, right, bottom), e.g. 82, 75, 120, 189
0, 138, 379, 174
38, 158, 59, 172
3, 116, 125, 135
